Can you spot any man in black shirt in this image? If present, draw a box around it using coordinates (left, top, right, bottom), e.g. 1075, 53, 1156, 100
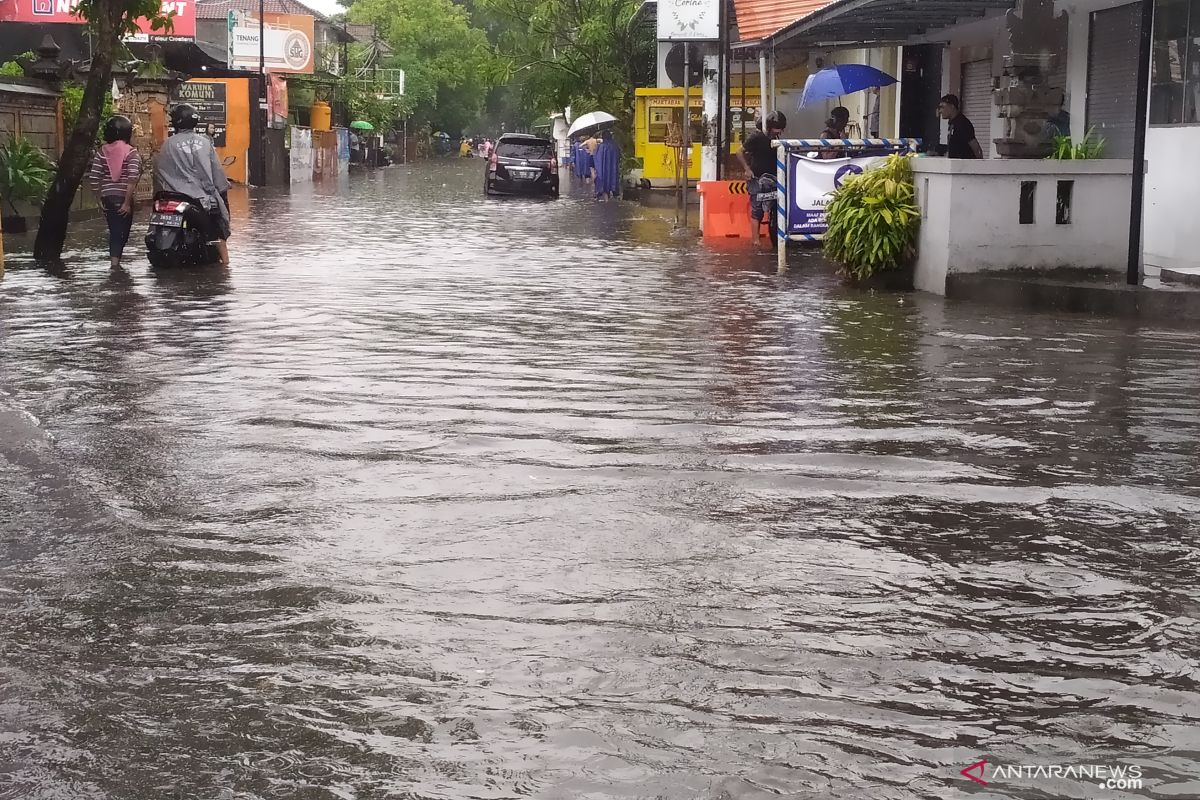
938, 94, 984, 159
739, 110, 787, 247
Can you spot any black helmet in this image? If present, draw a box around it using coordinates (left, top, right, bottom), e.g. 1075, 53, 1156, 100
765, 110, 787, 131
103, 115, 133, 144
170, 104, 199, 131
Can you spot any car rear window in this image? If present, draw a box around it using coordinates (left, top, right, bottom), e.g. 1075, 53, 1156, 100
497, 140, 553, 159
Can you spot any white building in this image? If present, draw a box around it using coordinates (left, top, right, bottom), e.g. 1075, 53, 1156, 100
764, 0, 1197, 280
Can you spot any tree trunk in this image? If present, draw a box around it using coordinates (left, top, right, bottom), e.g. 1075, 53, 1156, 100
33, 5, 119, 261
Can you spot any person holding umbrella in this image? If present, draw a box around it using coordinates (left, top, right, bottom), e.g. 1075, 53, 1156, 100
821, 107, 851, 139
567, 111, 617, 185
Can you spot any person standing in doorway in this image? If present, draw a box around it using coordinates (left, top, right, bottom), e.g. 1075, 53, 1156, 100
938, 94, 984, 158
88, 115, 141, 270
866, 86, 881, 138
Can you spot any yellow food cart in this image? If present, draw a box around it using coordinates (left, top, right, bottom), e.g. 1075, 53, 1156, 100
634, 87, 762, 187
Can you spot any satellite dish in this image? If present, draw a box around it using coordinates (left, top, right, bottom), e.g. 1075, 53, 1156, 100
665, 44, 703, 88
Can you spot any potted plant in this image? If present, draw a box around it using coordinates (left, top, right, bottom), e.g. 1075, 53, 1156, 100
823, 153, 921, 290
0, 136, 55, 234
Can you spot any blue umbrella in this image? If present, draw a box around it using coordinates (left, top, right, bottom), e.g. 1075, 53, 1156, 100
800, 64, 897, 107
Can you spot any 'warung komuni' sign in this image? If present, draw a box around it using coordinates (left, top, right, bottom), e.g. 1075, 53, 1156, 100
657, 0, 720, 41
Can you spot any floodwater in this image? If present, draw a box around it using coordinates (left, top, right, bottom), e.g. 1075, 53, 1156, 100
1, 160, 1198, 800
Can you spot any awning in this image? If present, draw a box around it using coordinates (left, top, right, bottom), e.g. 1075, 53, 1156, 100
734, 0, 836, 44
130, 38, 229, 75
769, 0, 1017, 47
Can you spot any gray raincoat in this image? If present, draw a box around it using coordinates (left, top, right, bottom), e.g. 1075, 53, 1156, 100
153, 130, 231, 222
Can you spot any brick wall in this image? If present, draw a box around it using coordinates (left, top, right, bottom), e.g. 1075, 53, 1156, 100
114, 78, 175, 202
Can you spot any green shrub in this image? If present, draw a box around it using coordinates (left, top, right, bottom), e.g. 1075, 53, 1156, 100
0, 53, 33, 77
823, 153, 920, 280
0, 136, 55, 215
1048, 126, 1105, 159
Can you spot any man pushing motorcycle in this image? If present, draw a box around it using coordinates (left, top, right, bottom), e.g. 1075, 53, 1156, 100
738, 111, 787, 249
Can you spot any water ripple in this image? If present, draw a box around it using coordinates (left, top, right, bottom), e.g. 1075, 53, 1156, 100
0, 161, 1198, 799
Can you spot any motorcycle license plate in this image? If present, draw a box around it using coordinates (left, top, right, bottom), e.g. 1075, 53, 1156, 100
755, 193, 776, 202
150, 213, 183, 227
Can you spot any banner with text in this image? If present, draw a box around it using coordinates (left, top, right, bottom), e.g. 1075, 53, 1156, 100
227, 11, 315, 74
0, 0, 195, 40
787, 154, 879, 236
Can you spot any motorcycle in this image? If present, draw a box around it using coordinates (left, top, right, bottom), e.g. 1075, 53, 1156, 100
145, 191, 224, 268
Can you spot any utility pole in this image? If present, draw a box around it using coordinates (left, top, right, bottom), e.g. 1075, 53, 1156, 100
258, 0, 267, 185
682, 45, 690, 229
1126, 0, 1154, 286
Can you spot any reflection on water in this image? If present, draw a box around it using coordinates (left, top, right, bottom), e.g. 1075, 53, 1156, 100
1, 160, 1199, 799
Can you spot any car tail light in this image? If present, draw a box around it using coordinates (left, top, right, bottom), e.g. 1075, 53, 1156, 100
549, 157, 558, 175
154, 199, 184, 213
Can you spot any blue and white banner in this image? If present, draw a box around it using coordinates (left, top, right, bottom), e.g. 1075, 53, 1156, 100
786, 154, 879, 236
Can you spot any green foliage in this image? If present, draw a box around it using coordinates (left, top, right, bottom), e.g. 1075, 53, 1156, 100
62, 84, 115, 145
823, 154, 920, 281
1047, 126, 1105, 159
347, 0, 496, 133
0, 136, 55, 214
479, 0, 653, 139
0, 52, 33, 77
344, 80, 404, 132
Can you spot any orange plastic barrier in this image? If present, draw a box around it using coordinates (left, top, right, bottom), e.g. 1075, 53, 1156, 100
698, 180, 753, 239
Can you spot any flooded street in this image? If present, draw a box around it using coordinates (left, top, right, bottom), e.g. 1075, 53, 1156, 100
1, 160, 1199, 799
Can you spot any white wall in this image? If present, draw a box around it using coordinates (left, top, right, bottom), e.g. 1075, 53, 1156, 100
912, 159, 1133, 294
1144, 126, 1200, 270
1059, 0, 1199, 271
903, 0, 1196, 276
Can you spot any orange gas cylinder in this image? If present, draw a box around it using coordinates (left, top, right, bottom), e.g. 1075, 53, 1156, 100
310, 101, 332, 131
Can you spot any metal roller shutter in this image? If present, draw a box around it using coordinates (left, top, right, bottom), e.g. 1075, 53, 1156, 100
961, 60, 994, 154
1087, 3, 1142, 158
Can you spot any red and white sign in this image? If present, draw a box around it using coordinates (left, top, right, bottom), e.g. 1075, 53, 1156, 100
0, 0, 196, 40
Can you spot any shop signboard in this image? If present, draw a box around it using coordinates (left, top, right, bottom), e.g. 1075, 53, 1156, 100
0, 0, 196, 40
657, 0, 719, 41
171, 81, 227, 147
228, 11, 315, 74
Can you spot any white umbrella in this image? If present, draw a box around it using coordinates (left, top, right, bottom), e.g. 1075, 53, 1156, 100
567, 111, 618, 137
